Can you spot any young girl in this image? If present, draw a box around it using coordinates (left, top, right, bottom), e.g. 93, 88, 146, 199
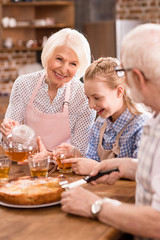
41, 57, 150, 175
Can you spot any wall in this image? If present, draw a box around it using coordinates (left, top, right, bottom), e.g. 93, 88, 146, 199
0, 50, 37, 94
0, 50, 36, 81
1, 0, 160, 95
0, 0, 116, 95
116, 0, 160, 22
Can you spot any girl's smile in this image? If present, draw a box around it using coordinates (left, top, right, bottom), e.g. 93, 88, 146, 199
97, 108, 105, 116
84, 76, 126, 122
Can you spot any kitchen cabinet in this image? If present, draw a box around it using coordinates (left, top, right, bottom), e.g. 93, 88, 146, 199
84, 21, 116, 60
0, 1, 75, 50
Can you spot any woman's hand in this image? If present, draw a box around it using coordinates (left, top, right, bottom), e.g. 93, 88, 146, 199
61, 186, 100, 217
37, 136, 50, 157
18, 136, 50, 165
0, 118, 19, 138
62, 157, 99, 175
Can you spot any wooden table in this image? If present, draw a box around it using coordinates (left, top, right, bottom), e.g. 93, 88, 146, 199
0, 163, 136, 240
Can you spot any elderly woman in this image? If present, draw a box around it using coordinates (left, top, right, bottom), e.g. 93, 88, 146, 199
1, 28, 96, 155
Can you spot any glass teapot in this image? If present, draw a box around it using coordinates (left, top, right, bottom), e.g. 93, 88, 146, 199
2, 124, 37, 162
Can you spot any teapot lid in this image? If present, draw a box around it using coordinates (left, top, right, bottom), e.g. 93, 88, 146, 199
12, 124, 35, 144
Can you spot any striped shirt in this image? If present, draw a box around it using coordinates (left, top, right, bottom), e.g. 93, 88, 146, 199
86, 108, 150, 161
135, 113, 160, 240
136, 113, 160, 212
5, 70, 96, 155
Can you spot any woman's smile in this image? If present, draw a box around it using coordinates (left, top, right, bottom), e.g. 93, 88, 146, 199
54, 71, 66, 80
47, 45, 79, 87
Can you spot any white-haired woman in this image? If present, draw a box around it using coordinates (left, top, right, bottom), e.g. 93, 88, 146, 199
1, 28, 96, 154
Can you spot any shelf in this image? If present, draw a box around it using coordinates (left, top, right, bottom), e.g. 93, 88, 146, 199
2, 24, 73, 29
1, 1, 73, 7
0, 46, 42, 51
0, 0, 75, 49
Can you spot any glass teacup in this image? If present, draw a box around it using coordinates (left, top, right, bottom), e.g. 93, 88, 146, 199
53, 145, 75, 173
28, 155, 56, 178
0, 155, 12, 181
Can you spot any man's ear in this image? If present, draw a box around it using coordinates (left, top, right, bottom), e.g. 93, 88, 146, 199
132, 68, 146, 91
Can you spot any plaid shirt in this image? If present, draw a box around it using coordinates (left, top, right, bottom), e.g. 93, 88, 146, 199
86, 108, 150, 161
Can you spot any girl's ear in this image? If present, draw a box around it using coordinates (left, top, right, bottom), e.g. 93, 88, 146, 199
116, 86, 124, 98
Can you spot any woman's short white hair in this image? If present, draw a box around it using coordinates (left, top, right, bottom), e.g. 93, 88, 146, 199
121, 23, 160, 83
41, 28, 91, 79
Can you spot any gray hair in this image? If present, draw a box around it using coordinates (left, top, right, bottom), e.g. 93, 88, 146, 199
121, 23, 160, 83
41, 28, 91, 79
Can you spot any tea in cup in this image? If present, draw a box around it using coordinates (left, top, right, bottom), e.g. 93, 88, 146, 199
0, 155, 12, 181
54, 146, 75, 173
56, 154, 73, 173
28, 155, 56, 177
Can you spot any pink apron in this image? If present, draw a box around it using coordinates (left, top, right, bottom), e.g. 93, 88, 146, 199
24, 73, 71, 151
97, 116, 134, 161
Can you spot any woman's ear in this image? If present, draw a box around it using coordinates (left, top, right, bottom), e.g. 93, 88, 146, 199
116, 86, 124, 98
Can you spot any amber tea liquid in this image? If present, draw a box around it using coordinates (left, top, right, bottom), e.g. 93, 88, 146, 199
0, 166, 10, 181
30, 168, 48, 177
5, 148, 37, 162
56, 158, 72, 173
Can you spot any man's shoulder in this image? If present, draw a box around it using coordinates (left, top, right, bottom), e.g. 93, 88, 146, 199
142, 113, 160, 138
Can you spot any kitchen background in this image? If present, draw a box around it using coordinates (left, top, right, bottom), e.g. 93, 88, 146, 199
0, 0, 159, 122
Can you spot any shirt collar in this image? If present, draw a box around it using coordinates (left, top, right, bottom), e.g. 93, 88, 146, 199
105, 108, 133, 133
42, 74, 66, 94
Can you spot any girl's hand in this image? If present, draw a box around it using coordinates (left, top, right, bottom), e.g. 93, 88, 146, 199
90, 158, 137, 185
52, 143, 79, 160
62, 157, 99, 175
89, 159, 123, 185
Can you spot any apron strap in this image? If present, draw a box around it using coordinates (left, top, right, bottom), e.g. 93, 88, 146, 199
98, 115, 134, 160
111, 115, 134, 155
28, 72, 71, 114
63, 82, 71, 113
98, 120, 107, 147
28, 72, 45, 105
115, 115, 134, 143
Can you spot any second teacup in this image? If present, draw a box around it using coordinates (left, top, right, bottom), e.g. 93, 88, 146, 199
0, 155, 12, 181
28, 155, 56, 177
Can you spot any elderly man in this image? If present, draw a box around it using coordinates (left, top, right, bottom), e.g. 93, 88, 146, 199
60, 23, 160, 240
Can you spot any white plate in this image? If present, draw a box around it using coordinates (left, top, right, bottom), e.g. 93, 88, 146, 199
0, 201, 60, 209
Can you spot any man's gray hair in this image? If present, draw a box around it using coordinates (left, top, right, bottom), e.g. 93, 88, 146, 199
121, 23, 160, 83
